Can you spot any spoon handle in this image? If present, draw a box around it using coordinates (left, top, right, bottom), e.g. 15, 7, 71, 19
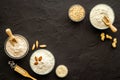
28, 75, 37, 80
14, 65, 37, 80
6, 28, 14, 38
6, 28, 17, 43
109, 24, 117, 32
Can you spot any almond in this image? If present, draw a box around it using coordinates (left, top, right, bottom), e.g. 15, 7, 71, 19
34, 61, 38, 65
39, 56, 42, 61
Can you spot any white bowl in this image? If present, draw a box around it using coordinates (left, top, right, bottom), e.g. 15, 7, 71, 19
30, 49, 55, 75
89, 4, 115, 30
4, 34, 29, 59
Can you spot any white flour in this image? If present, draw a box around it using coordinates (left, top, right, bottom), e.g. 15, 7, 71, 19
90, 4, 115, 29
30, 49, 55, 75
5, 35, 29, 59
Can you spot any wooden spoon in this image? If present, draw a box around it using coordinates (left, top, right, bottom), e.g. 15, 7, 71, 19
6, 28, 17, 43
102, 16, 117, 32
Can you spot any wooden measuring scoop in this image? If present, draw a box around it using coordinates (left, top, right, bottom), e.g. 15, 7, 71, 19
6, 28, 17, 45
14, 65, 37, 80
102, 16, 117, 32
8, 61, 37, 80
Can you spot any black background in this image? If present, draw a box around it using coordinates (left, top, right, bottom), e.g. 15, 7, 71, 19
0, 0, 120, 80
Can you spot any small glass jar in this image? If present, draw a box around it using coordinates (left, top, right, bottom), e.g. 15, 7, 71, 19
4, 34, 29, 59
89, 4, 115, 30
68, 4, 85, 22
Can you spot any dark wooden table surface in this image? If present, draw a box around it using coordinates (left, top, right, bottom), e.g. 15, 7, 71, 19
0, 0, 120, 80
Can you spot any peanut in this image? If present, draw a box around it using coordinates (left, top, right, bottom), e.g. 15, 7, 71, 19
106, 34, 112, 40
39, 44, 47, 48
36, 40, 39, 48
112, 38, 117, 48
32, 44, 35, 50
100, 33, 105, 41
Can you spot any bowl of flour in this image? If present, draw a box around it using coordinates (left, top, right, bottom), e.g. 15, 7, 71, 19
89, 4, 115, 30
30, 49, 55, 75
4, 34, 29, 59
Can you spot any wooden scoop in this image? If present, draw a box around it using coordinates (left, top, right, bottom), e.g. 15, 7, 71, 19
8, 61, 37, 80
14, 65, 37, 80
102, 16, 117, 32
5, 28, 17, 43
